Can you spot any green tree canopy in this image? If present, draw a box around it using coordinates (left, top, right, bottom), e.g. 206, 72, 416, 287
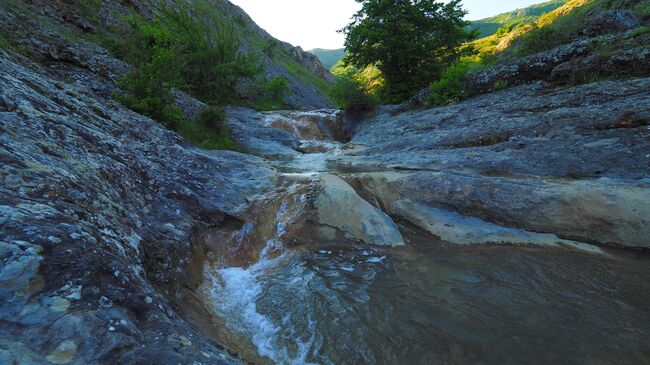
341, 0, 475, 101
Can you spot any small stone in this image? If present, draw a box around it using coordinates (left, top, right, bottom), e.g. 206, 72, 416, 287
144, 296, 153, 304
49, 297, 70, 312
108, 326, 115, 331
119, 319, 128, 326
48, 236, 62, 244
179, 335, 192, 347
0, 95, 17, 112
45, 340, 77, 364
98, 296, 113, 308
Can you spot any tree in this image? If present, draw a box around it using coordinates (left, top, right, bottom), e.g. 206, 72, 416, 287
341, 0, 475, 101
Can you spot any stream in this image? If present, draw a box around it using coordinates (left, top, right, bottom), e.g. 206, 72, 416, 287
200, 110, 650, 365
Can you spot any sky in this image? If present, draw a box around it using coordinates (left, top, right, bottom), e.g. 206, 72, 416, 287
230, 0, 554, 50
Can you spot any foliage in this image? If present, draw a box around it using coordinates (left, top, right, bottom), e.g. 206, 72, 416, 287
75, 0, 103, 24
115, 3, 260, 107
634, 2, 650, 20
263, 76, 290, 102
513, 25, 570, 56
0, 32, 10, 50
341, 0, 475, 102
113, 1, 256, 150
510, 0, 607, 57
492, 80, 508, 91
469, 0, 568, 38
428, 54, 494, 105
195, 105, 226, 130
630, 26, 650, 37
328, 67, 377, 110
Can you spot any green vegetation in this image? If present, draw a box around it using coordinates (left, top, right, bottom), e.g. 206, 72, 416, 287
341, 0, 475, 102
469, 0, 568, 38
328, 66, 378, 110
113, 2, 262, 149
75, 0, 102, 24
631, 26, 650, 37
428, 54, 495, 105
0, 33, 11, 50
308, 48, 346, 69
634, 1, 650, 20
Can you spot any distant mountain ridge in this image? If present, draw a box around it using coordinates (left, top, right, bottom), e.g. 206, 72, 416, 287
307, 48, 346, 69
308, 1, 570, 70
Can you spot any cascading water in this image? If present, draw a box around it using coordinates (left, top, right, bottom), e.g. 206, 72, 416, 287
201, 111, 650, 365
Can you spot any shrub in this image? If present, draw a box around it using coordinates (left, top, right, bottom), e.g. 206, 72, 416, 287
429, 60, 486, 105
116, 3, 261, 109
492, 80, 508, 91
513, 25, 569, 56
635, 2, 650, 20
195, 105, 226, 130
0, 33, 11, 50
263, 76, 289, 102
328, 68, 377, 110
630, 26, 650, 37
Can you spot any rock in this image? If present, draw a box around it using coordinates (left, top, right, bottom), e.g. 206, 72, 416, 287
583, 10, 640, 37
383, 198, 600, 252
315, 174, 404, 247
0, 94, 17, 111
45, 340, 77, 364
340, 77, 650, 249
0, 47, 269, 363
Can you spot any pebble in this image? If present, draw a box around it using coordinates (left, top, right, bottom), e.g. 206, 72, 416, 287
98, 296, 113, 308
144, 296, 153, 304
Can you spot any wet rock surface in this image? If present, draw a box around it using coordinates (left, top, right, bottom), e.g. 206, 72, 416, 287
0, 50, 275, 364
1, 1, 650, 363
337, 78, 650, 248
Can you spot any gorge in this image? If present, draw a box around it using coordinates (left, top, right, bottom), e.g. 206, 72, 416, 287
1, 0, 650, 364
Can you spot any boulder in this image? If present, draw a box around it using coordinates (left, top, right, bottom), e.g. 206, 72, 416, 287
315, 174, 404, 247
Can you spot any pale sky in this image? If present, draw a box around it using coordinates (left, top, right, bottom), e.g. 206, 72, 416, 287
230, 0, 555, 50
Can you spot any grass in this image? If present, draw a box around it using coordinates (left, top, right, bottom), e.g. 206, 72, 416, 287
633, 1, 650, 20
176, 119, 239, 151
75, 0, 102, 25
0, 33, 10, 50
631, 26, 650, 37
469, 0, 568, 38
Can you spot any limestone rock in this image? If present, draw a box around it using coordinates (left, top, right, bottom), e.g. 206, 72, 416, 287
315, 174, 404, 247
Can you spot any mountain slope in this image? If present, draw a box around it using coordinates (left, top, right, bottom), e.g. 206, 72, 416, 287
308, 48, 346, 69
470, 0, 569, 38
0, 0, 333, 110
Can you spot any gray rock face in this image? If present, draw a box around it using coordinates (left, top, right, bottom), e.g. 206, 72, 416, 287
0, 50, 276, 364
583, 10, 640, 37
315, 174, 404, 247
337, 78, 650, 248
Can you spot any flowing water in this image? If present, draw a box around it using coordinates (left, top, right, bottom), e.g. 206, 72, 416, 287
202, 111, 650, 365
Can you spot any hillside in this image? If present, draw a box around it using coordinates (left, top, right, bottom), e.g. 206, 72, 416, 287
470, 0, 568, 38
1, 0, 650, 364
308, 48, 345, 69
0, 0, 333, 110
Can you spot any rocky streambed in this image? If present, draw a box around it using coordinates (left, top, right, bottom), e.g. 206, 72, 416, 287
194, 99, 650, 364
2, 45, 650, 364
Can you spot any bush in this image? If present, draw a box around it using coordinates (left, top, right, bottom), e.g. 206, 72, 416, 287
635, 2, 650, 20
263, 76, 289, 102
195, 105, 226, 130
513, 25, 569, 56
116, 2, 261, 109
328, 68, 377, 110
491, 80, 508, 91
429, 60, 485, 105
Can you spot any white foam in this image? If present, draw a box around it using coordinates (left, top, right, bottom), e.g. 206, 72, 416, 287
207, 196, 324, 364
